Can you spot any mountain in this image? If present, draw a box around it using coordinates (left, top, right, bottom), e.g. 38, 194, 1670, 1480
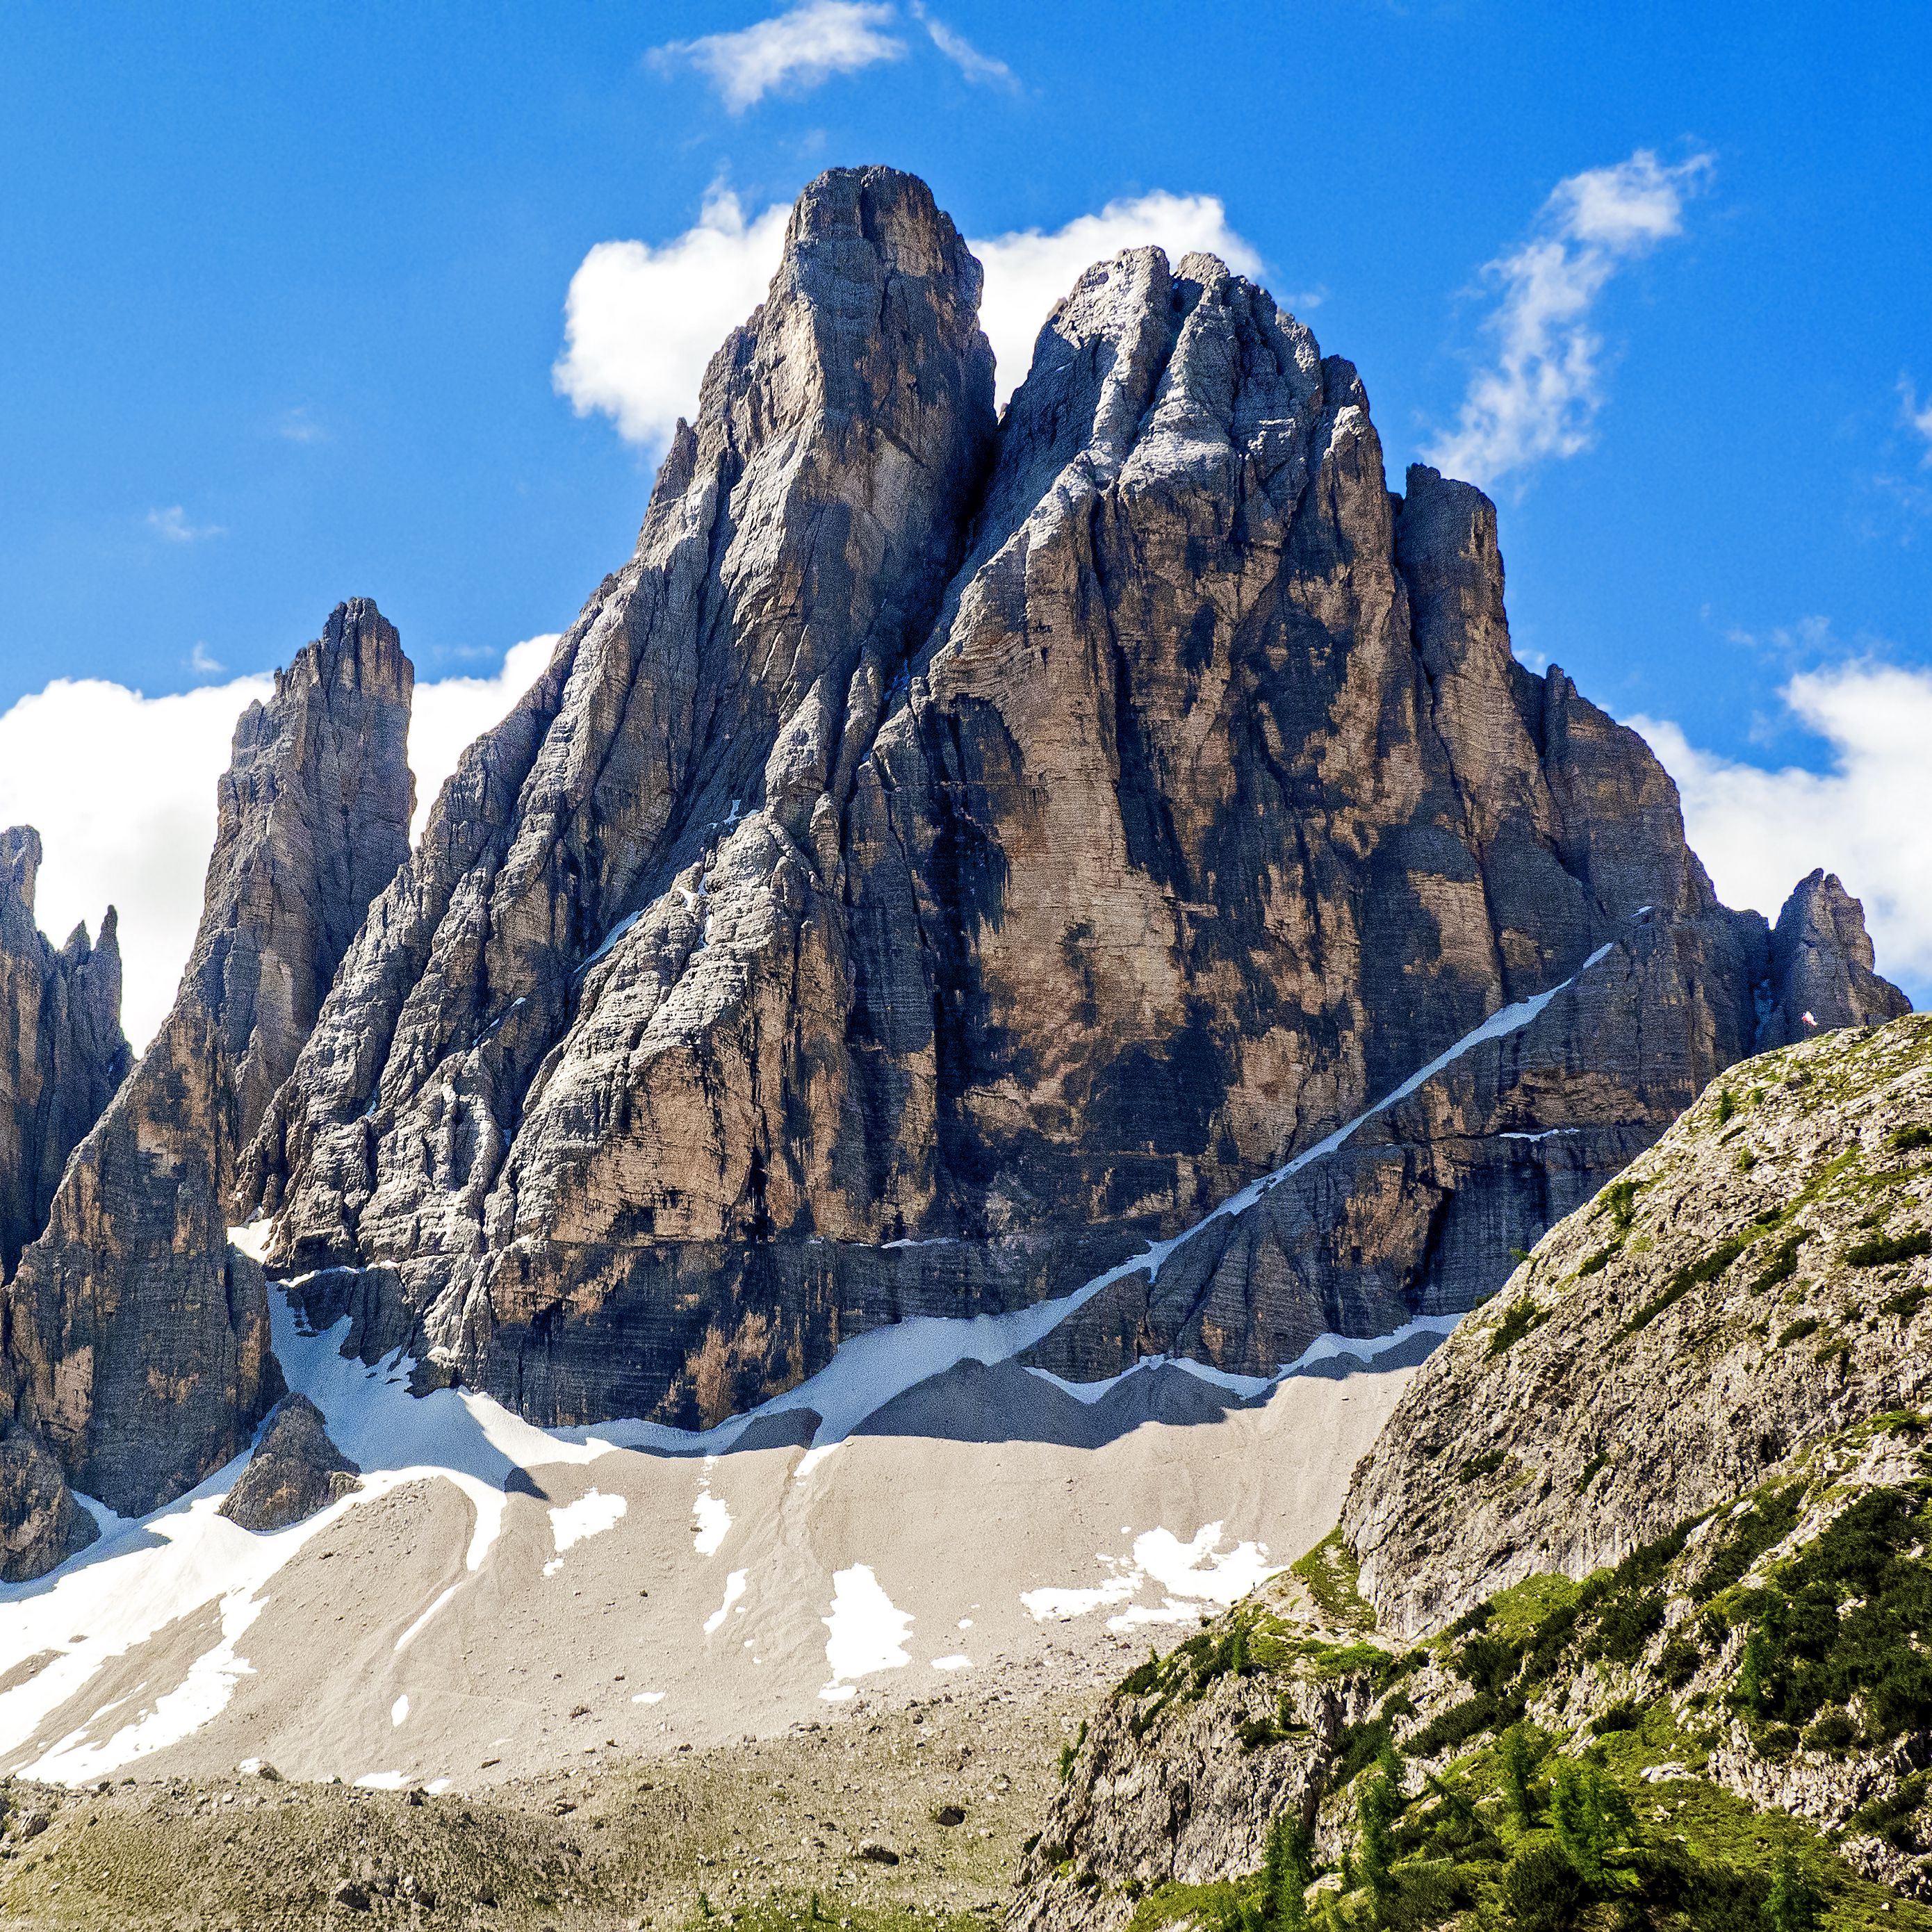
229, 163, 1899, 1437
1018, 1011, 1932, 1931
0, 602, 412, 1573
0, 165, 1907, 1583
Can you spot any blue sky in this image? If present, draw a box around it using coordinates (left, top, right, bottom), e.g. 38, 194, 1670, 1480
3, 0, 1930, 1034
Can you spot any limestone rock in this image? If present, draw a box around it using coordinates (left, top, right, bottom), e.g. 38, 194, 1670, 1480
0, 600, 413, 1544
1758, 867, 1909, 1049
0, 1423, 98, 1582
1341, 1010, 1932, 1639
238, 169, 1907, 1432
219, 1393, 361, 1532
0, 826, 129, 1279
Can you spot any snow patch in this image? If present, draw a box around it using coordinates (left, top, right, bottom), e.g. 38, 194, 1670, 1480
820, 1565, 912, 1698
391, 1694, 409, 1728
548, 1489, 627, 1554
1022, 1523, 1280, 1632
703, 1571, 747, 1637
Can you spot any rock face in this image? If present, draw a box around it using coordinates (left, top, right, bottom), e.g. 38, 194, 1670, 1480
0, 1423, 98, 1582
218, 1393, 361, 1532
0, 601, 414, 1541
235, 167, 1904, 1434
1342, 1010, 1932, 1640
0, 827, 129, 1281
1756, 867, 1908, 1050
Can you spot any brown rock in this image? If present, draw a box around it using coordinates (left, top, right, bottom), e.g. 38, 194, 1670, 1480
0, 1423, 98, 1581
237, 170, 1907, 1434
218, 1393, 361, 1532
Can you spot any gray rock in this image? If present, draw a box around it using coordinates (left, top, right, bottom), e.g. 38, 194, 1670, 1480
0, 600, 413, 1553
1342, 1010, 1932, 1639
0, 826, 129, 1279
0, 1423, 98, 1581
220, 1393, 361, 1532
1758, 867, 1909, 1049
236, 170, 1906, 1436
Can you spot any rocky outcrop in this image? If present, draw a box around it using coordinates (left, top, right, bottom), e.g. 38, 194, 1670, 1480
1341, 1010, 1932, 1639
218, 1393, 361, 1532
0, 601, 414, 1546
233, 168, 1904, 1434
1756, 868, 1908, 1050
0, 1423, 98, 1581
0, 827, 129, 1280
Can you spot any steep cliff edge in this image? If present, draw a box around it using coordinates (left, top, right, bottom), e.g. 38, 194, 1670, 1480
0, 600, 414, 1553
236, 165, 1906, 1434
1019, 1014, 1932, 1931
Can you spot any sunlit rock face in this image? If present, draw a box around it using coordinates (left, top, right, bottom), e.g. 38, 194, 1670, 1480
233, 165, 1905, 1435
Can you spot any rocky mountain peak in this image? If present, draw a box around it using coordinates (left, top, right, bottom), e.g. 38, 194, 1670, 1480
0, 601, 416, 1541
1758, 867, 1908, 1049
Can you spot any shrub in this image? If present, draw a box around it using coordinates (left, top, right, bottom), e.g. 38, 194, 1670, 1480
1625, 1231, 1755, 1334
1500, 1840, 1590, 1932
1847, 1229, 1932, 1268
1776, 1316, 1820, 1348
1886, 1124, 1932, 1154
1459, 1448, 1507, 1485
1486, 1299, 1549, 1358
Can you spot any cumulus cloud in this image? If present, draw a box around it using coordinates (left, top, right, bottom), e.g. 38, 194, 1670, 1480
146, 505, 224, 543
0, 673, 273, 1049
0, 638, 559, 1051
557, 186, 1269, 441
971, 190, 1266, 406
1631, 660, 1932, 999
1427, 149, 1712, 489
407, 634, 560, 840
651, 1, 906, 112
554, 187, 793, 448
908, 3, 1017, 89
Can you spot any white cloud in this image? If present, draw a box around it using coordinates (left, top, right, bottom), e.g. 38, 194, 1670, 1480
554, 188, 793, 448
1631, 659, 1932, 999
407, 635, 560, 840
557, 186, 1268, 441
0, 638, 559, 1051
1427, 149, 1712, 489
651, 1, 906, 112
146, 505, 224, 543
188, 642, 225, 676
908, 3, 1017, 89
970, 191, 1266, 407
276, 407, 328, 445
0, 673, 273, 1049
1902, 379, 1932, 462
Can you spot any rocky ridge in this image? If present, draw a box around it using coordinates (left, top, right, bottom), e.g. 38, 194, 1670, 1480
1017, 1014, 1932, 1932
1343, 1010, 1932, 1639
234, 163, 1903, 1438
0, 600, 414, 1557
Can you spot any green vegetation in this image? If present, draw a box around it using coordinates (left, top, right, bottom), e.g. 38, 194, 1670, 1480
1846, 1229, 1932, 1268
1624, 1229, 1758, 1336
1459, 1448, 1507, 1485
1886, 1124, 1932, 1154
1573, 1451, 1609, 1496
1290, 1530, 1377, 1632
1719, 1482, 1932, 1751
1484, 1299, 1550, 1359
1776, 1316, 1822, 1348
